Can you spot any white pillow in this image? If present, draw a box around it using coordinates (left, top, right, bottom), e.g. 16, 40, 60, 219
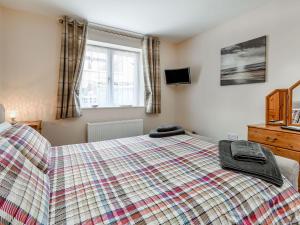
0, 122, 12, 133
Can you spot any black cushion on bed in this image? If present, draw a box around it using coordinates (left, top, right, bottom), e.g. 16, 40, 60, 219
149, 126, 185, 138
157, 125, 178, 132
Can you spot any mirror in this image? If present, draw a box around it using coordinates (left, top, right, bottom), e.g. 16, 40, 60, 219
266, 89, 288, 125
288, 80, 300, 126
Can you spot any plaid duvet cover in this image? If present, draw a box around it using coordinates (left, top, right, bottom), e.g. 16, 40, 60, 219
0, 138, 50, 225
49, 135, 300, 225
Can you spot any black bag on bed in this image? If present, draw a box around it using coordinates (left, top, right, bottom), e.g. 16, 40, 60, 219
156, 125, 179, 132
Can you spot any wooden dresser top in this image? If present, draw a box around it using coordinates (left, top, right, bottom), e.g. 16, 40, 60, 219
248, 124, 300, 135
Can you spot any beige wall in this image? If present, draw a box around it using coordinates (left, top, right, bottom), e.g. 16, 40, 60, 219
4, 0, 299, 146
43, 40, 178, 146
0, 7, 178, 146
176, 0, 300, 141
1, 7, 61, 122
0, 7, 4, 101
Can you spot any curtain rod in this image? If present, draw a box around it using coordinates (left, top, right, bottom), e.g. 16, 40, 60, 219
88, 22, 144, 40
58, 18, 144, 40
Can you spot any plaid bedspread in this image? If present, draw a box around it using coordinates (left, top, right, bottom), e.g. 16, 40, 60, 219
49, 135, 300, 225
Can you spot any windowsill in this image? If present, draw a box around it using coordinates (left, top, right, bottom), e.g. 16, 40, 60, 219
82, 106, 145, 110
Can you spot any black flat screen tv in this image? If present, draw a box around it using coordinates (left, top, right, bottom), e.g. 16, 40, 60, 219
165, 67, 191, 85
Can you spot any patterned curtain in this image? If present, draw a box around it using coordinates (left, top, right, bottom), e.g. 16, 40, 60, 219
56, 16, 87, 119
142, 36, 161, 114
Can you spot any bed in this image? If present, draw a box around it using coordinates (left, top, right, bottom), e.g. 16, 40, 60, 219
0, 105, 300, 224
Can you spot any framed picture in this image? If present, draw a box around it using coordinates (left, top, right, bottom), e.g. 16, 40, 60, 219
221, 36, 266, 86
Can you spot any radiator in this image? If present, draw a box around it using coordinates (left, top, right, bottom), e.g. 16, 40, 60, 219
87, 119, 144, 142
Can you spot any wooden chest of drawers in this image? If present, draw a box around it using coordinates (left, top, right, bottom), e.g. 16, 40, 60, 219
248, 124, 300, 190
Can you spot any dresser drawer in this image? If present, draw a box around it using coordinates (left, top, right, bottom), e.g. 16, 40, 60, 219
248, 127, 300, 151
261, 144, 300, 162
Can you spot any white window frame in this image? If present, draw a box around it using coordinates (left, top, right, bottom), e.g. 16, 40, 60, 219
80, 40, 144, 109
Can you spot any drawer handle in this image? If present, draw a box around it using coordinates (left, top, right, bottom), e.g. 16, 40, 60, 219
266, 137, 278, 142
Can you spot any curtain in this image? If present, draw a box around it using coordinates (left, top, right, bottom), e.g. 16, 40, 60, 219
143, 36, 161, 114
56, 16, 87, 119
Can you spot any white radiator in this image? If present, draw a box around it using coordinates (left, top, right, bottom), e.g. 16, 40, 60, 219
87, 119, 144, 142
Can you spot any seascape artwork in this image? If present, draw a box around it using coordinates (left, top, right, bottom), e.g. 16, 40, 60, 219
221, 36, 266, 86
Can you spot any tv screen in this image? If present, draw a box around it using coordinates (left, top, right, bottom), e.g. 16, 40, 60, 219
165, 67, 191, 85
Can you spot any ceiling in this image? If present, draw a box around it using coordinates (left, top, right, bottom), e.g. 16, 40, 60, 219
0, 0, 274, 42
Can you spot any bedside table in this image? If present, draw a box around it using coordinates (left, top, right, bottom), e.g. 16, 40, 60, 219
19, 120, 42, 133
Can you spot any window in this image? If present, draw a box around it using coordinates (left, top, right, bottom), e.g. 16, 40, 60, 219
80, 41, 144, 108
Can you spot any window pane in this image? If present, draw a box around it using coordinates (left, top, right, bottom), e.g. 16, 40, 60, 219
80, 45, 109, 107
112, 50, 139, 106
80, 42, 143, 108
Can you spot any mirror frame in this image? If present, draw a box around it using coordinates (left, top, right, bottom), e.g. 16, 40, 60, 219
288, 80, 300, 126
266, 89, 288, 126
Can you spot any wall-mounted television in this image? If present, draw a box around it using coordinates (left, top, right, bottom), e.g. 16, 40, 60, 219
165, 67, 191, 85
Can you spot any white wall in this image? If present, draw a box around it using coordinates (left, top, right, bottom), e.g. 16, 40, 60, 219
0, 7, 178, 146
176, 0, 300, 141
